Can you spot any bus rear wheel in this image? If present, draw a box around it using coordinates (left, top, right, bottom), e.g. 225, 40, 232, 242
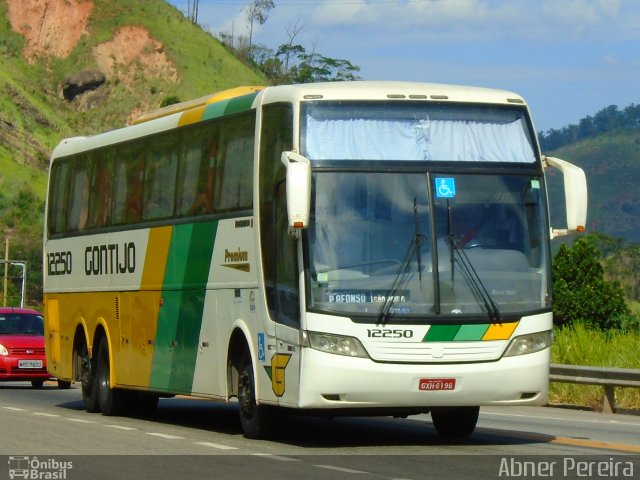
95, 336, 127, 416
80, 342, 100, 413
237, 356, 274, 439
430, 406, 479, 438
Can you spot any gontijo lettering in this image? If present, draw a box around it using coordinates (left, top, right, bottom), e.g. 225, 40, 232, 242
85, 242, 136, 275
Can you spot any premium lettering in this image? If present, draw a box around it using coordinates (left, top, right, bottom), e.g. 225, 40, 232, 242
225, 248, 248, 263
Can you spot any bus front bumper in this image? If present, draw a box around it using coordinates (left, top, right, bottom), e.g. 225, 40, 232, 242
297, 347, 549, 410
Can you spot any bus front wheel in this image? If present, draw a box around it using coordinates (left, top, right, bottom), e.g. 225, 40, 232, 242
430, 406, 479, 438
237, 357, 274, 439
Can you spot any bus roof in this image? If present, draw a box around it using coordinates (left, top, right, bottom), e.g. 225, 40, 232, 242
50, 81, 530, 161
258, 81, 527, 106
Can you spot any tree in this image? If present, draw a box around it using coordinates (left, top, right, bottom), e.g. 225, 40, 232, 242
265, 42, 360, 84
245, 0, 275, 49
552, 237, 632, 330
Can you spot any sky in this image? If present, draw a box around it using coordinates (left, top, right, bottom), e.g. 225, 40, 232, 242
167, 0, 640, 133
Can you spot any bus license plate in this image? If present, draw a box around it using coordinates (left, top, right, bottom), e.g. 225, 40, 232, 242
419, 378, 456, 391
18, 359, 43, 369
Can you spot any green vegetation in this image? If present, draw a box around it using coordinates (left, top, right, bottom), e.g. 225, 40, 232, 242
539, 103, 640, 151
550, 324, 640, 410
552, 236, 636, 330
550, 235, 640, 410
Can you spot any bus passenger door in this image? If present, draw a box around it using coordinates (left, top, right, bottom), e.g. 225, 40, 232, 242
270, 185, 301, 408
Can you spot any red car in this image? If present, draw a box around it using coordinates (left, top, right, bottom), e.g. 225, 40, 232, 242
0, 307, 69, 389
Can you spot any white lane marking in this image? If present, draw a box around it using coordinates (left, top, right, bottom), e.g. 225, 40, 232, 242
313, 464, 367, 474
2, 407, 25, 411
147, 432, 185, 440
67, 418, 99, 424
196, 442, 238, 450
105, 424, 137, 431
251, 453, 300, 462
482, 411, 639, 426
33, 412, 60, 417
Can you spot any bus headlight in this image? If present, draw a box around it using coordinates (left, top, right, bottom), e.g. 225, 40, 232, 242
303, 331, 369, 358
504, 330, 553, 357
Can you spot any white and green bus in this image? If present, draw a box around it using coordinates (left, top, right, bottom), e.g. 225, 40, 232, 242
44, 81, 587, 438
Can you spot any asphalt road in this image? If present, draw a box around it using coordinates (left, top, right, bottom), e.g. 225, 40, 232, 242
1, 381, 639, 480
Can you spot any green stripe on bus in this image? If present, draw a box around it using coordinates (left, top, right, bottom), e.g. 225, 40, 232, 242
224, 93, 258, 115
453, 324, 490, 341
150, 221, 218, 392
201, 93, 258, 122
423, 324, 461, 342
202, 101, 228, 121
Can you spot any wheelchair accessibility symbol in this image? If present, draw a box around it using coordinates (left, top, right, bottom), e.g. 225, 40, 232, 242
435, 178, 456, 198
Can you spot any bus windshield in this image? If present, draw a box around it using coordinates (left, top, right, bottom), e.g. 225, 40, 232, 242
307, 172, 549, 319
301, 102, 536, 163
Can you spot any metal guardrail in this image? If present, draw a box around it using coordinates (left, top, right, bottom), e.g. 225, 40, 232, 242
549, 363, 640, 414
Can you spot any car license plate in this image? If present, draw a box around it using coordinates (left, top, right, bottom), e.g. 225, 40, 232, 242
419, 378, 456, 391
18, 359, 43, 369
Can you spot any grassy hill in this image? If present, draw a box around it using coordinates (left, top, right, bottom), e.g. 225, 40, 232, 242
0, 0, 266, 306
546, 129, 640, 244
0, 0, 266, 177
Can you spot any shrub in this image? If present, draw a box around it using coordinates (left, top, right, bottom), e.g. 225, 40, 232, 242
552, 237, 633, 330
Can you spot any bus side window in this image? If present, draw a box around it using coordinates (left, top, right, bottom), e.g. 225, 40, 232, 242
87, 150, 113, 229
178, 123, 218, 216
67, 159, 90, 232
143, 134, 178, 220
217, 115, 254, 211
112, 146, 144, 225
48, 161, 71, 235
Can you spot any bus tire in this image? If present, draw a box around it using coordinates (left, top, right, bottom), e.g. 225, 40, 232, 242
95, 336, 127, 416
237, 356, 274, 439
81, 343, 100, 413
431, 406, 479, 438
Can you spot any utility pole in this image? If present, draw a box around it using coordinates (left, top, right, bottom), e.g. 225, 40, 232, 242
3, 237, 8, 307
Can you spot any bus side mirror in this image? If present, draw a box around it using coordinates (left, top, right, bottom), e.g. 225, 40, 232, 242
281, 151, 311, 231
543, 155, 588, 238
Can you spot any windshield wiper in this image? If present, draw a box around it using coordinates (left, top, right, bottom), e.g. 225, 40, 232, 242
448, 235, 502, 323
378, 198, 424, 324
446, 202, 501, 323
414, 198, 423, 281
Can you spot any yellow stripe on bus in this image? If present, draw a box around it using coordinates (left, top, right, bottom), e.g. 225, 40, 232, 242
482, 322, 519, 340
141, 226, 173, 289
177, 105, 207, 127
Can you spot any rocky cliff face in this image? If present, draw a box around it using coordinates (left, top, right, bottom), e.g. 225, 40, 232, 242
6, 0, 179, 117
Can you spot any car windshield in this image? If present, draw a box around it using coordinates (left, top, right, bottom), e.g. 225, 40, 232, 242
306, 172, 549, 319
0, 314, 44, 335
